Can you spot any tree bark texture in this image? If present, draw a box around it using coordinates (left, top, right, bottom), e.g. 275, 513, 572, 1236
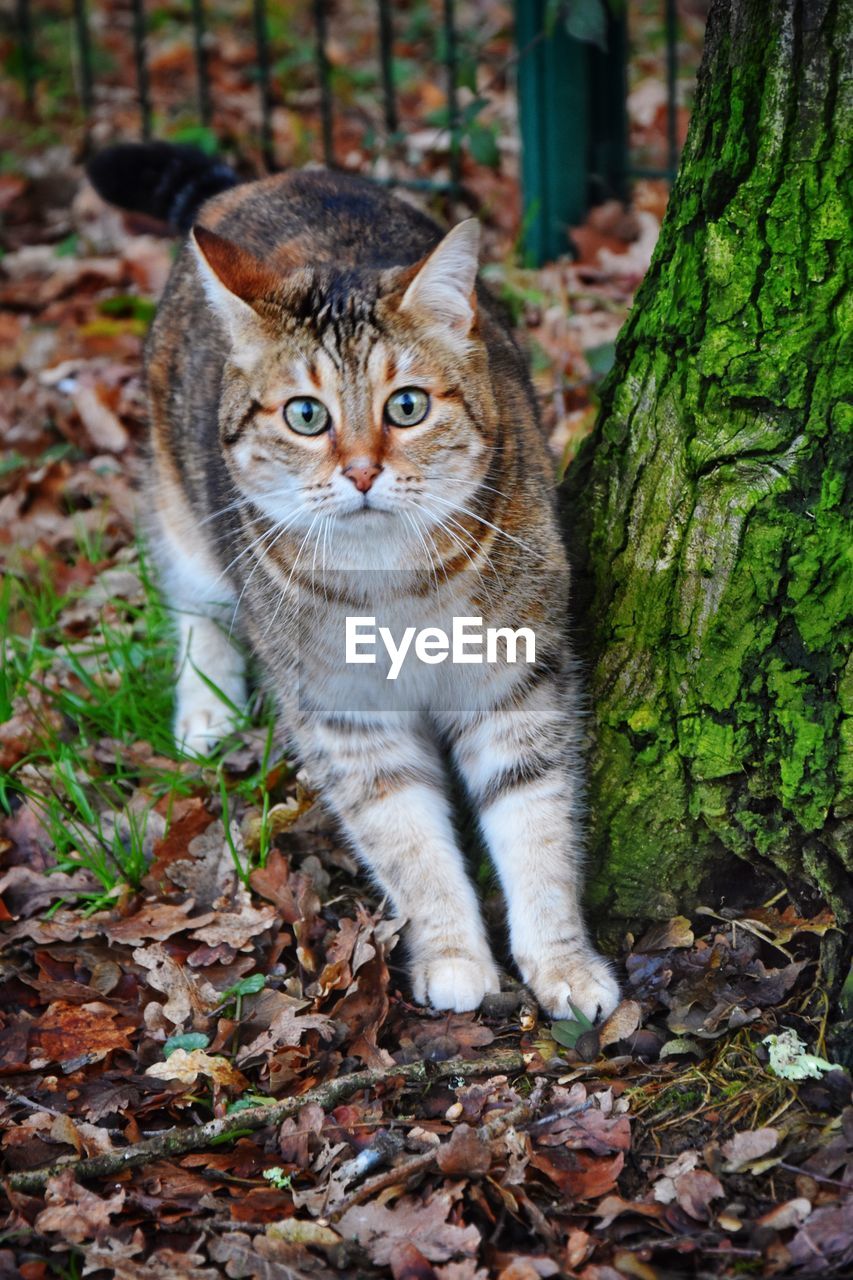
562, 0, 851, 928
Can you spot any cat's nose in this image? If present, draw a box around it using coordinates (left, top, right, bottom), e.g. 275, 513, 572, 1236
342, 459, 383, 493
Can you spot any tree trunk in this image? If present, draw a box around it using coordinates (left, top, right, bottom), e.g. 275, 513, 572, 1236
562, 0, 851, 936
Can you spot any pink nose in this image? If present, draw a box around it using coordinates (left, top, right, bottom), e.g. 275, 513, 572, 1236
343, 460, 383, 493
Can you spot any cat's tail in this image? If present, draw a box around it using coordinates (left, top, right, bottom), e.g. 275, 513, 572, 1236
86, 141, 239, 233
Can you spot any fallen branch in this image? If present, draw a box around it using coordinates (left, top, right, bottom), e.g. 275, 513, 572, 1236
6, 1047, 525, 1194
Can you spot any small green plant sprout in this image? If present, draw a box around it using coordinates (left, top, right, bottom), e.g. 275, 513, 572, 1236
550, 1002, 595, 1050
226, 1094, 276, 1115
263, 1166, 293, 1190
218, 972, 266, 1020
163, 1032, 209, 1058
763, 1029, 834, 1080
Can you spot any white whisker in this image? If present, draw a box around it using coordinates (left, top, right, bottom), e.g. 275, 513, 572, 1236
211, 503, 305, 590
426, 492, 536, 555
427, 475, 511, 503
227, 512, 306, 637
262, 513, 322, 639
412, 499, 504, 603
403, 511, 440, 596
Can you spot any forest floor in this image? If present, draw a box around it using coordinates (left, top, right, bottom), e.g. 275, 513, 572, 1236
1, 2, 851, 1277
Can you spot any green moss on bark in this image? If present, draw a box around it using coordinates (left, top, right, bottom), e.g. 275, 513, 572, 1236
563, 0, 851, 925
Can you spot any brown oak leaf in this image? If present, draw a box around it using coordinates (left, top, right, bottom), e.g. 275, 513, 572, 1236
133, 943, 219, 1029
104, 900, 216, 946
36, 1170, 124, 1244
338, 1186, 481, 1265
31, 1000, 133, 1064
436, 1124, 492, 1177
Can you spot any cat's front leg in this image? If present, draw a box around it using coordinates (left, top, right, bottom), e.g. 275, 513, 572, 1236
450, 675, 620, 1022
154, 517, 247, 753
174, 611, 247, 751
293, 713, 500, 1012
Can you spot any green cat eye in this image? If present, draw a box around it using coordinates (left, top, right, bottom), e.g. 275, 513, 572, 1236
284, 396, 330, 436
385, 387, 430, 427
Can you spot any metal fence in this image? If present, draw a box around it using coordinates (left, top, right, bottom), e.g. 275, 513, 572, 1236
8, 0, 693, 264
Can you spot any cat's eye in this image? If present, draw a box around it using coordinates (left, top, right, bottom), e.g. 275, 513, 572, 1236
385, 387, 430, 427
284, 397, 330, 436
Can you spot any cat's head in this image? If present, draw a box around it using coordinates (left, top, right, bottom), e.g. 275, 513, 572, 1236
190, 219, 498, 557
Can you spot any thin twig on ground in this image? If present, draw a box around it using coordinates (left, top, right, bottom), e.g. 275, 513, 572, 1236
6, 1048, 526, 1194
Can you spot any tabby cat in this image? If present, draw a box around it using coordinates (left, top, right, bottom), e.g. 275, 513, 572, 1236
88, 143, 619, 1021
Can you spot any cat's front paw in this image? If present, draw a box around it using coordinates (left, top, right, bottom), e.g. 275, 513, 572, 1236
175, 695, 240, 755
523, 947, 620, 1023
411, 953, 501, 1013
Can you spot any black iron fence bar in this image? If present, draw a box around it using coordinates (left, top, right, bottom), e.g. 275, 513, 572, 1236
442, 0, 462, 188
376, 0, 398, 136
72, 0, 94, 117
251, 0, 274, 168
313, 0, 334, 167
130, 0, 151, 139
664, 0, 679, 178
190, 0, 211, 127
15, 0, 35, 110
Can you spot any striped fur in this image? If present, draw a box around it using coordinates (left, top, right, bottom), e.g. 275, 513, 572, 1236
139, 162, 618, 1021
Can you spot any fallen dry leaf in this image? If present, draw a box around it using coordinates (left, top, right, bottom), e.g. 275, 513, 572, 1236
152, 815, 237, 908
0, 864, 102, 917
673, 1169, 725, 1221
530, 1147, 625, 1200
133, 943, 219, 1029
104, 900, 216, 946
739, 905, 835, 944
236, 1001, 335, 1065
756, 1197, 813, 1231
31, 1000, 133, 1065
399, 1012, 495, 1063
651, 1149, 699, 1203
36, 1170, 124, 1244
390, 1240, 441, 1280
719, 1127, 779, 1171
189, 902, 278, 948
537, 1107, 631, 1156
266, 1218, 343, 1247
634, 916, 695, 951
436, 1124, 492, 1177
598, 1000, 642, 1049
249, 848, 301, 922
594, 1196, 664, 1230
69, 378, 129, 452
208, 1229, 334, 1277
338, 1186, 481, 1265
788, 1202, 853, 1270
145, 1047, 249, 1089
82, 1238, 220, 1279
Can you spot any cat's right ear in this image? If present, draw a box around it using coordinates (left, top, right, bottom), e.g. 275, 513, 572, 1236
189, 225, 277, 347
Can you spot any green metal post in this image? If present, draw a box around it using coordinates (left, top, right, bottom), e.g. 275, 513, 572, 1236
515, 0, 628, 265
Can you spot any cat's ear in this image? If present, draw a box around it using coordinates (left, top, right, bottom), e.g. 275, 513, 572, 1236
190, 225, 277, 342
399, 219, 480, 334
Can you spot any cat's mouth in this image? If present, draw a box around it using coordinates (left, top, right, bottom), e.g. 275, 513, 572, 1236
343, 496, 393, 516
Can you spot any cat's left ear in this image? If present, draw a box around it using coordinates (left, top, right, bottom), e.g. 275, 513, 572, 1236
399, 219, 480, 335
